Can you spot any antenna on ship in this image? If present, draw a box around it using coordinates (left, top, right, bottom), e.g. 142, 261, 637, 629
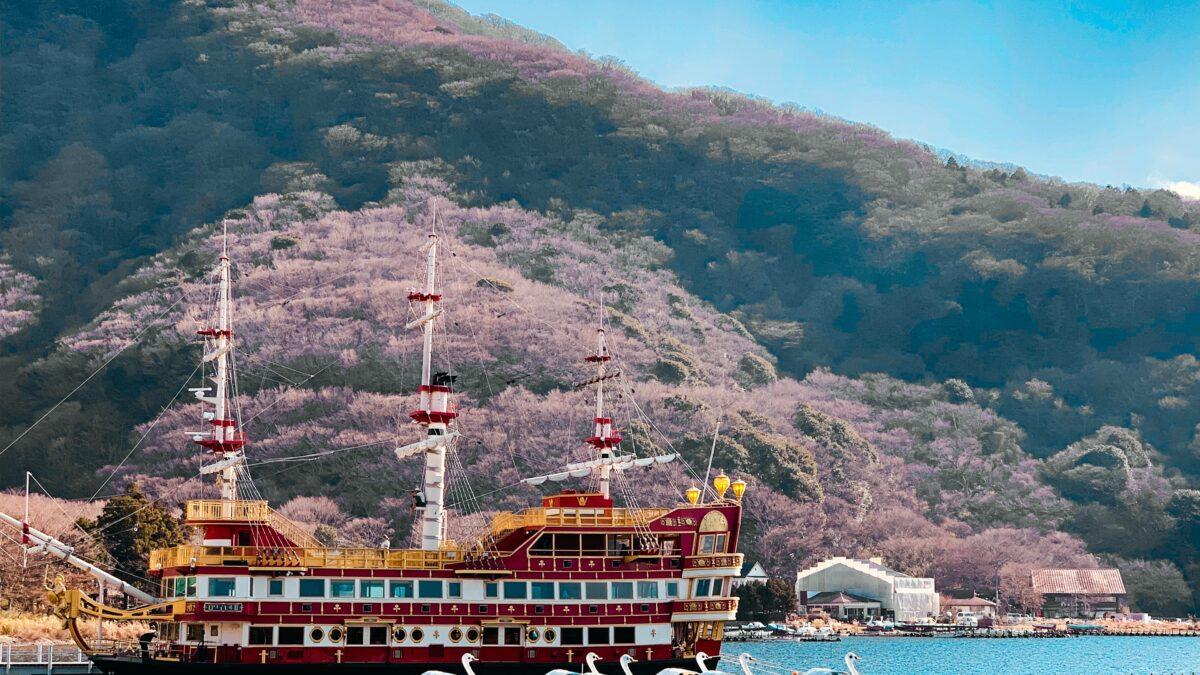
188, 220, 247, 501
395, 200, 459, 551
584, 295, 621, 499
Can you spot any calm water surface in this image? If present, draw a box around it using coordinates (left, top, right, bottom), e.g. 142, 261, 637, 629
727, 636, 1200, 674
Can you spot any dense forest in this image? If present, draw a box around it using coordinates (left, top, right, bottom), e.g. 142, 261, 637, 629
2, 0, 1200, 615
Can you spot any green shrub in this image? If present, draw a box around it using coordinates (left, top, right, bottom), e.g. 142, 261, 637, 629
735, 353, 778, 388
271, 234, 301, 250
475, 276, 514, 292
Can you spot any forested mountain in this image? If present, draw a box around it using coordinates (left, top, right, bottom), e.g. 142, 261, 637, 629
2, 0, 1199, 615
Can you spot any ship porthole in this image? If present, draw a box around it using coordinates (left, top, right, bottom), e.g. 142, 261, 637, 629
411, 628, 425, 643
526, 628, 540, 642
393, 627, 407, 643
465, 627, 480, 643
328, 627, 344, 643
449, 627, 463, 643
310, 628, 324, 643
543, 628, 557, 643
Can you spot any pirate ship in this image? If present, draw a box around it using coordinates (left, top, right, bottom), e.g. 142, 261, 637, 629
15, 220, 747, 674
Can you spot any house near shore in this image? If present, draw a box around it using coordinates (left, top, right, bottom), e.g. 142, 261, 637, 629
1031, 568, 1126, 618
803, 590, 883, 620
796, 556, 939, 621
941, 594, 997, 620
731, 561, 768, 588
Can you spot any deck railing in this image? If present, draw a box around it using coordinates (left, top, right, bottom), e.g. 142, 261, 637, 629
490, 507, 670, 534
183, 500, 322, 548
0, 642, 93, 669
149, 544, 463, 572
185, 499, 271, 522
167, 501, 672, 571
263, 510, 323, 549
682, 552, 744, 571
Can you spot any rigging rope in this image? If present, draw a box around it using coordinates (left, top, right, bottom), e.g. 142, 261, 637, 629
242, 439, 396, 467
14, 473, 175, 588
445, 249, 708, 498
0, 290, 187, 460
89, 361, 204, 501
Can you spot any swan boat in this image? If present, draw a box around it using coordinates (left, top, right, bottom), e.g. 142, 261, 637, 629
9, 219, 744, 674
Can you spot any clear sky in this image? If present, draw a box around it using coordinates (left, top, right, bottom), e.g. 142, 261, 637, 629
452, 0, 1200, 196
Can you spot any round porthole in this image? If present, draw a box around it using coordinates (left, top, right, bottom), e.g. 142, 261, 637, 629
526, 628, 540, 642
310, 627, 325, 643
449, 627, 463, 643
465, 627, 480, 643
411, 628, 425, 643
543, 628, 557, 643
328, 627, 344, 643
393, 627, 407, 642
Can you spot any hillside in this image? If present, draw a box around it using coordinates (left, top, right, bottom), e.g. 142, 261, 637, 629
1, 0, 1198, 613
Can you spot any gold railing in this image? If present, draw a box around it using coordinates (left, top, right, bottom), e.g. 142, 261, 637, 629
264, 510, 322, 549
674, 598, 739, 614
149, 545, 463, 572
490, 507, 670, 534
183, 500, 321, 548
683, 553, 744, 570
185, 499, 271, 522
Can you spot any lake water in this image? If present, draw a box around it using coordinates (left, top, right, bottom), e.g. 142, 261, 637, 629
727, 636, 1200, 674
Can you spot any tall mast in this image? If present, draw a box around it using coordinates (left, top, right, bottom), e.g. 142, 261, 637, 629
585, 301, 621, 498
406, 206, 456, 551
190, 224, 245, 501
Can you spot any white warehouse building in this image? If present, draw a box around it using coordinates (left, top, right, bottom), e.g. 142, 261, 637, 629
796, 557, 939, 621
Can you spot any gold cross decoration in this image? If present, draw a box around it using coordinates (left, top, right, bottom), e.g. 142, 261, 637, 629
645, 647, 654, 661
333, 604, 342, 611
392, 604, 402, 612
508, 605, 516, 613
614, 605, 624, 612
538, 560, 547, 568
259, 650, 268, 664
650, 629, 656, 637
334, 649, 343, 664
451, 605, 459, 612
433, 630, 440, 638
566, 649, 575, 662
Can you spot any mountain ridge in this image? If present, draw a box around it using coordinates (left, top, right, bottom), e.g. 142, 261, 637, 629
0, 0, 1198, 613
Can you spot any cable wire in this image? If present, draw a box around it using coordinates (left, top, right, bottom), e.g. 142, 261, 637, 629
0, 291, 187, 459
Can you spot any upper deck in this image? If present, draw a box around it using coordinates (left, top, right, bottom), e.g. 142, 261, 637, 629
150, 492, 742, 574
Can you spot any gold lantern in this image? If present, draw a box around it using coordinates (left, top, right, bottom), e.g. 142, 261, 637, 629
731, 478, 747, 501
713, 472, 731, 499
685, 486, 701, 505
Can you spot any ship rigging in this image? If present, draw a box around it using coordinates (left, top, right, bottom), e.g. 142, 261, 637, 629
2, 207, 748, 675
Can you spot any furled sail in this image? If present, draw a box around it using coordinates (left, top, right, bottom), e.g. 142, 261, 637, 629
394, 430, 461, 460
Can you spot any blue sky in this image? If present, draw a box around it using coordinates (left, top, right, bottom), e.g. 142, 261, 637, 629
452, 0, 1200, 196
